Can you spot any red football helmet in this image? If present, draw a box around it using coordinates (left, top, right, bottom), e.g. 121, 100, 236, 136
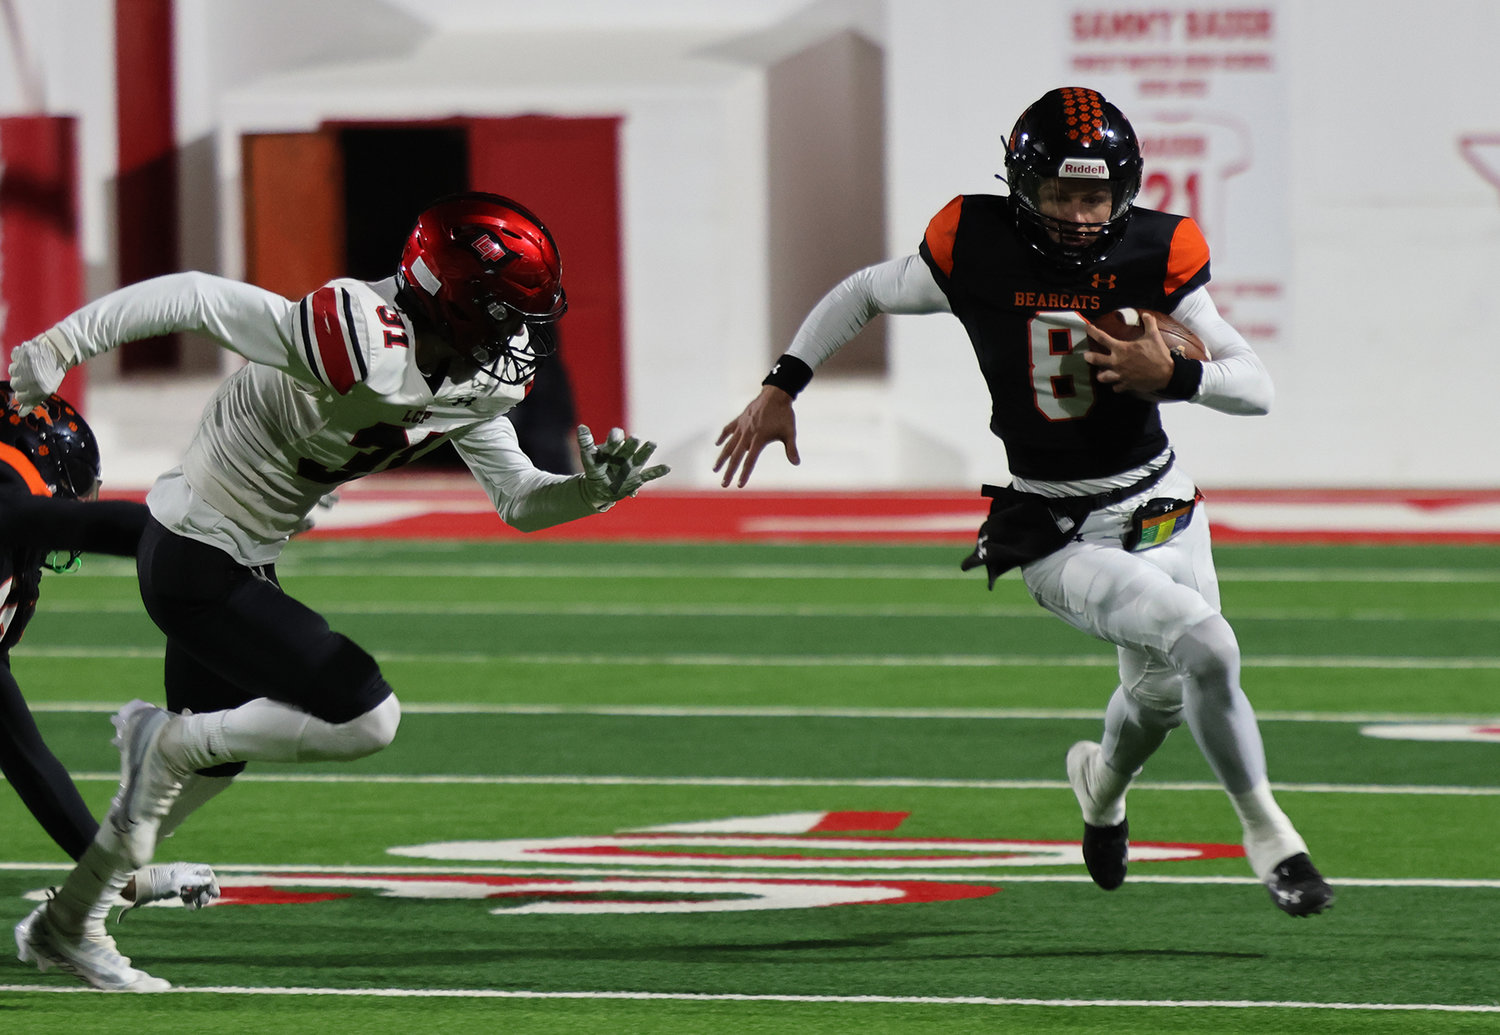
396, 192, 567, 384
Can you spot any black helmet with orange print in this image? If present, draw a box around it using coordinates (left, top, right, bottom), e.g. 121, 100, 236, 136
1003, 86, 1143, 266
0, 381, 101, 501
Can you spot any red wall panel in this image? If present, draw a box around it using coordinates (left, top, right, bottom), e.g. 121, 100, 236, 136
466, 117, 625, 431
0, 116, 86, 403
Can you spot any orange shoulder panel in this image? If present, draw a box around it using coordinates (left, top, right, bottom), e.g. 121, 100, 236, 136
923, 196, 964, 277
1164, 218, 1211, 294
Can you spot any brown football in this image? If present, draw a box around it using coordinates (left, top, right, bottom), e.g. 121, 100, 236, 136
1089, 308, 1209, 361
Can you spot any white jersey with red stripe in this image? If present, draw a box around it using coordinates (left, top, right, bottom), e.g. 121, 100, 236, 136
41, 271, 597, 564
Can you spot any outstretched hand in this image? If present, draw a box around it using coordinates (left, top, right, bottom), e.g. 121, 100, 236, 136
578, 425, 670, 507
713, 385, 799, 488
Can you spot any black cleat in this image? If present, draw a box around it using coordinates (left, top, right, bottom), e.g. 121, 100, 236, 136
1080, 818, 1129, 890
1265, 852, 1334, 917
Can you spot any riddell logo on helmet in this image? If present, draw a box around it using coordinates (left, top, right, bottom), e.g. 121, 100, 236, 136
1060, 158, 1110, 178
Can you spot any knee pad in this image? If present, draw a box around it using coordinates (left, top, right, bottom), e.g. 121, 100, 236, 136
1169, 614, 1241, 688
1121, 678, 1188, 720
312, 692, 401, 761
353, 692, 401, 755
1118, 647, 1189, 713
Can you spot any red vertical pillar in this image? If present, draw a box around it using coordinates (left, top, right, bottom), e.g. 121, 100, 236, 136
0, 116, 86, 402
115, 0, 178, 370
466, 116, 625, 430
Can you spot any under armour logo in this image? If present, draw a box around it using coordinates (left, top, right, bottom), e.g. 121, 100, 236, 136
1091, 273, 1117, 289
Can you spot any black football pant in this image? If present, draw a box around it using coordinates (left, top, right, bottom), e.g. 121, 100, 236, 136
136, 518, 393, 776
0, 658, 97, 860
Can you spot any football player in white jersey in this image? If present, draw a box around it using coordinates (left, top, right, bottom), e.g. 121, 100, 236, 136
8, 193, 669, 991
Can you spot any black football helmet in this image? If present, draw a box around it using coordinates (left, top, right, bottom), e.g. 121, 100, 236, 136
0, 381, 101, 500
1003, 87, 1143, 266
396, 191, 567, 385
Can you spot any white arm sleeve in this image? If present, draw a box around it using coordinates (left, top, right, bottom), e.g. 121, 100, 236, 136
450, 417, 598, 532
785, 254, 951, 370
1171, 286, 1274, 415
45, 272, 300, 369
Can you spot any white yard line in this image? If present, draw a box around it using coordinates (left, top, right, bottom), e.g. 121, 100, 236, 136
58, 563, 1500, 582
18, 646, 1500, 671
0, 983, 1494, 1012
22, 770, 1500, 797
24, 700, 1500, 724
34, 599, 1500, 621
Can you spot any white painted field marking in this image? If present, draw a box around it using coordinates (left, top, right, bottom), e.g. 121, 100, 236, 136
0, 984, 1495, 1011
27, 701, 1500, 724
35, 598, 1500, 622
55, 563, 1500, 582
1361, 723, 1500, 743
20, 771, 1500, 797
18, 646, 1500, 671
2, 861, 1498, 889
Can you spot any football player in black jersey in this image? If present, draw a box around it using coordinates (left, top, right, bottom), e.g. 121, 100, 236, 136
0, 386, 218, 956
715, 87, 1331, 917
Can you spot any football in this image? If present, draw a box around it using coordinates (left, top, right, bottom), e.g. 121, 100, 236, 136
1089, 308, 1209, 361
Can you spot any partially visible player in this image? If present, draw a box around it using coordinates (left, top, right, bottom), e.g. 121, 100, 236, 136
0, 386, 217, 984
715, 87, 1331, 917
10, 192, 668, 991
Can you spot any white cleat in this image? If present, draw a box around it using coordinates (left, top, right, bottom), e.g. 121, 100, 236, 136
105, 700, 186, 869
15, 902, 170, 992
126, 862, 221, 913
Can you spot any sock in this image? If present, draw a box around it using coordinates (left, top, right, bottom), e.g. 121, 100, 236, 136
1083, 755, 1132, 826
159, 774, 236, 840
49, 840, 130, 937
1230, 780, 1308, 880
160, 695, 400, 769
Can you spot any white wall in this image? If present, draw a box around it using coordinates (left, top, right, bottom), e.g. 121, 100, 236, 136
4, 0, 1499, 490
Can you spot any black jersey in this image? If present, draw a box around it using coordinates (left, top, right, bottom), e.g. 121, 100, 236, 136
918, 194, 1212, 480
0, 465, 148, 651
0, 508, 43, 652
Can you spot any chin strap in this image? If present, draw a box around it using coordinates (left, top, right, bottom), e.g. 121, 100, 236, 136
45, 551, 82, 574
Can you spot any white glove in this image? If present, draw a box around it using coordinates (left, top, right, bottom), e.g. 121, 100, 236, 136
578, 424, 670, 508
125, 861, 222, 913
9, 331, 72, 406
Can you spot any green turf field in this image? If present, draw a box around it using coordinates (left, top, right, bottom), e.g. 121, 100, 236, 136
2, 539, 1499, 1033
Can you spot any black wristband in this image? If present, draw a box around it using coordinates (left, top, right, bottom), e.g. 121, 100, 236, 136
761, 353, 814, 398
1158, 354, 1204, 401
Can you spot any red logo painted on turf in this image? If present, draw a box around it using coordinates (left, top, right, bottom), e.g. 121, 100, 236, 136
70, 812, 1242, 916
